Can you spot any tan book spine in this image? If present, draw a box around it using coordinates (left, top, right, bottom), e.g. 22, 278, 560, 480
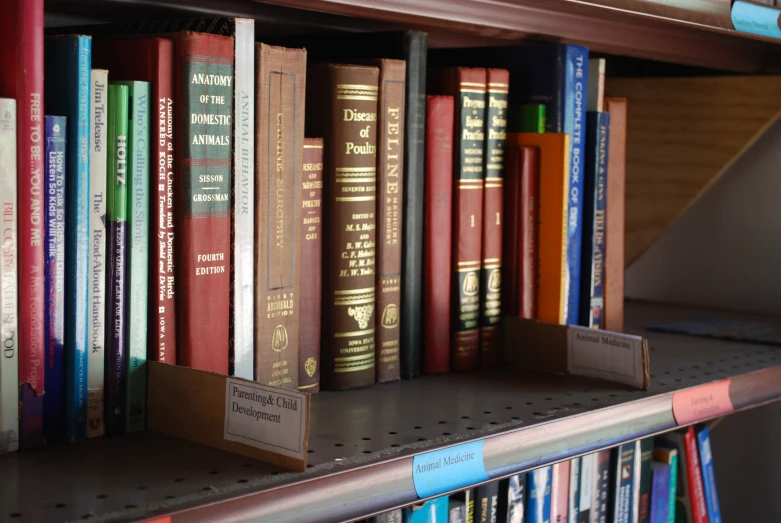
604, 97, 627, 333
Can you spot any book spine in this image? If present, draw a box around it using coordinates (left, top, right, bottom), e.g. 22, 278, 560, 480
638, 439, 654, 523
507, 474, 526, 523
105, 84, 129, 435
175, 33, 233, 374
650, 466, 671, 523
5, 0, 45, 450
527, 467, 552, 523
299, 139, 323, 392
230, 19, 255, 380
0, 99, 19, 454
423, 95, 453, 374
685, 426, 709, 523
579, 453, 594, 523
568, 458, 580, 523
43, 115, 66, 443
452, 68, 486, 371
519, 147, 539, 320
592, 450, 611, 523
696, 425, 722, 523
475, 481, 500, 523
613, 443, 636, 523
603, 98, 626, 333
551, 461, 570, 523
667, 453, 678, 523
376, 59, 405, 383
562, 45, 588, 326
124, 81, 150, 432
466, 488, 475, 523
253, 44, 305, 390
399, 32, 427, 380
64, 36, 91, 443
318, 65, 379, 390
479, 69, 508, 367
87, 70, 107, 438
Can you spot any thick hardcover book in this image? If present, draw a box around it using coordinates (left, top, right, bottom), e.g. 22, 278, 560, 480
45, 34, 92, 442
429, 67, 487, 371
603, 98, 627, 333
551, 461, 570, 523
0, 0, 45, 450
175, 32, 234, 374
580, 111, 610, 328
105, 84, 129, 435
568, 458, 580, 523
87, 70, 107, 438
592, 449, 612, 523
423, 95, 454, 374
299, 139, 324, 393
639, 439, 654, 523
653, 446, 678, 523
475, 481, 500, 523
307, 63, 379, 390
116, 81, 150, 432
92, 37, 177, 364
696, 425, 721, 523
254, 43, 306, 390
508, 133, 570, 324
527, 467, 552, 523
0, 99, 19, 454
375, 58, 405, 383
611, 443, 637, 523
650, 463, 671, 523
43, 116, 67, 443
684, 427, 709, 523
507, 474, 526, 523
480, 69, 508, 367
578, 453, 594, 523
503, 145, 539, 319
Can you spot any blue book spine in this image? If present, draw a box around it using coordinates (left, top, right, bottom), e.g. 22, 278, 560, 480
45, 35, 92, 442
612, 443, 636, 523
579, 111, 610, 328
562, 44, 589, 326
731, 1, 781, 40
42, 116, 67, 443
527, 467, 552, 523
650, 464, 671, 523
696, 425, 722, 523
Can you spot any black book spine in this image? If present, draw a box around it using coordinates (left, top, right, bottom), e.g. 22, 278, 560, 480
399, 31, 427, 379
475, 481, 500, 523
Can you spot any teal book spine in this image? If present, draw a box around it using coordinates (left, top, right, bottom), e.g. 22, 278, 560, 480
44, 34, 92, 442
114, 81, 150, 432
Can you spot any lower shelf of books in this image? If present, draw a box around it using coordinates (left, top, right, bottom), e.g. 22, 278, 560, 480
3, 300, 781, 523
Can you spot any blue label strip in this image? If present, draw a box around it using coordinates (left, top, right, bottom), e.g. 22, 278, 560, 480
732, 0, 781, 40
411, 440, 488, 498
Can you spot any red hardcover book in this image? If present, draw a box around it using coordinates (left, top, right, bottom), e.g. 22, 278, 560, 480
430, 67, 486, 372
0, 0, 45, 448
684, 426, 710, 523
479, 68, 508, 368
299, 138, 323, 393
174, 33, 234, 374
423, 95, 454, 375
93, 37, 176, 363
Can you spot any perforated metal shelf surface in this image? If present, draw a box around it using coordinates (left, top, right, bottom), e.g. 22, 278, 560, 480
3, 300, 781, 523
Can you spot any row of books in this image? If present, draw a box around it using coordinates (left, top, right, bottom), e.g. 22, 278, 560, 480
365, 425, 721, 523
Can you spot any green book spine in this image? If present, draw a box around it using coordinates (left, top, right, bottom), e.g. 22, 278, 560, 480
668, 453, 678, 523
114, 81, 150, 432
514, 104, 546, 133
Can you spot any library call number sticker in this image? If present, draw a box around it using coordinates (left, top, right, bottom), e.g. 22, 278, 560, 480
223, 378, 307, 460
412, 440, 488, 498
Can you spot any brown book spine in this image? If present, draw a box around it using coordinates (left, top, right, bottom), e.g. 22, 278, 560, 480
479, 69, 508, 368
518, 147, 540, 320
375, 59, 406, 383
604, 97, 627, 333
299, 138, 323, 393
307, 64, 379, 390
254, 44, 306, 390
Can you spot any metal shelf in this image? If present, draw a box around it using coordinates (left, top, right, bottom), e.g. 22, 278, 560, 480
4, 300, 781, 523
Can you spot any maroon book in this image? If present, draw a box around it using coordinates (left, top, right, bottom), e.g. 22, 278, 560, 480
93, 36, 176, 364
423, 95, 454, 375
174, 32, 233, 374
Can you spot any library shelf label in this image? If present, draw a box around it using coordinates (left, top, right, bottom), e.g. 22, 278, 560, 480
568, 325, 646, 389
412, 439, 488, 498
672, 380, 734, 426
224, 378, 308, 460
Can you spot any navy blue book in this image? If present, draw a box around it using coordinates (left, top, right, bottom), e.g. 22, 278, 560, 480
580, 111, 610, 329
650, 463, 671, 523
696, 425, 722, 523
44, 35, 92, 442
506, 474, 526, 523
42, 116, 67, 443
527, 467, 551, 523
611, 443, 636, 523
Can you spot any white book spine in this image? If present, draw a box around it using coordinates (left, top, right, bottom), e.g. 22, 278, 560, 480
579, 453, 595, 514
0, 98, 18, 453
87, 70, 108, 438
631, 440, 642, 523
232, 18, 255, 380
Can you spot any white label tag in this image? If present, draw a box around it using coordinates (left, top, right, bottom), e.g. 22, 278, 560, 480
223, 379, 307, 460
567, 326, 644, 389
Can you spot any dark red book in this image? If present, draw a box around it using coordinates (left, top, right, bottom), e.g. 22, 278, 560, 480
93, 37, 176, 364
174, 33, 233, 374
0, 0, 45, 448
423, 95, 454, 375
503, 146, 540, 320
430, 67, 486, 372
684, 426, 710, 523
299, 138, 323, 393
479, 68, 508, 368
